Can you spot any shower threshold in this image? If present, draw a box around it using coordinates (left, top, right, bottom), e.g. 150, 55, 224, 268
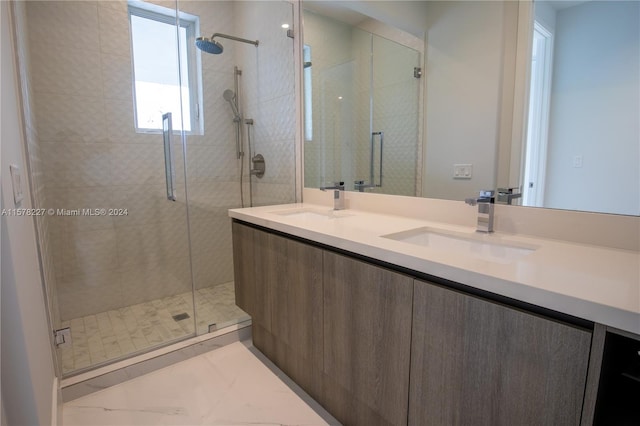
61, 320, 252, 402
58, 281, 249, 376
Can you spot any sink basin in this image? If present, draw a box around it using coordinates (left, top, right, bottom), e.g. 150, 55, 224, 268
271, 208, 347, 221
381, 227, 536, 264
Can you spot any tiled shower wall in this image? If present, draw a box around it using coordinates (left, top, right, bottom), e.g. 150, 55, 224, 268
21, 0, 296, 321
11, 1, 61, 329
178, 0, 240, 293
181, 0, 296, 292
234, 1, 297, 207
25, 0, 194, 321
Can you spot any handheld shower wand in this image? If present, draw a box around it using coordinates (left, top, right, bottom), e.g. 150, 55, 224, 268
223, 89, 241, 122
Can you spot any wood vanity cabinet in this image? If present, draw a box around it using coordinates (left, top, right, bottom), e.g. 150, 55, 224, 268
409, 279, 592, 426
267, 230, 324, 401
233, 221, 413, 425
232, 221, 323, 400
233, 221, 596, 426
322, 252, 413, 426
232, 221, 272, 329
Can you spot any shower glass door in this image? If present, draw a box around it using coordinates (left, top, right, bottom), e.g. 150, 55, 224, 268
15, 0, 297, 377
180, 0, 297, 333
349, 33, 422, 196
15, 0, 196, 376
370, 34, 421, 196
302, 6, 421, 196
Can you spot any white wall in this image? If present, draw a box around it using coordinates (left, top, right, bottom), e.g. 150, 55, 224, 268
1, 1, 57, 424
342, 0, 429, 38
544, 1, 639, 215
534, 0, 556, 32
423, 1, 511, 200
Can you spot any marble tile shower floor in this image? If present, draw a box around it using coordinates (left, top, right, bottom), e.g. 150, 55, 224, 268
59, 281, 249, 374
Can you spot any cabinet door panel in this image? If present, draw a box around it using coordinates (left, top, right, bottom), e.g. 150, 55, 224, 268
323, 252, 413, 426
232, 222, 272, 330
270, 234, 323, 350
410, 280, 591, 426
232, 221, 256, 316
269, 233, 324, 400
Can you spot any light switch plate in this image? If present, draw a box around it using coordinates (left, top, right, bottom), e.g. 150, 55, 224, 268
9, 164, 24, 204
453, 164, 473, 179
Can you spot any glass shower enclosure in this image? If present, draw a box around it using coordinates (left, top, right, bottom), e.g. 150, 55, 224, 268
10, 0, 297, 376
302, 6, 422, 196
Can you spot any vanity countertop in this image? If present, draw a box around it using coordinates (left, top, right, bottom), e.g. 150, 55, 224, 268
229, 203, 640, 335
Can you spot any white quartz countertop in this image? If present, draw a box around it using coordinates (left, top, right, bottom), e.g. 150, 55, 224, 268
229, 203, 640, 335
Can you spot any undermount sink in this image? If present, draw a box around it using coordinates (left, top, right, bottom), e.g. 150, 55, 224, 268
271, 208, 349, 221
381, 227, 536, 264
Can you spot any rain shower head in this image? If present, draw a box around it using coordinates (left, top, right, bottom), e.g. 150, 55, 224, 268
195, 37, 223, 54
195, 33, 259, 55
223, 89, 241, 120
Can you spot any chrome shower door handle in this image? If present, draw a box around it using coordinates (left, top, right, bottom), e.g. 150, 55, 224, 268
371, 131, 384, 187
377, 131, 384, 187
162, 113, 177, 201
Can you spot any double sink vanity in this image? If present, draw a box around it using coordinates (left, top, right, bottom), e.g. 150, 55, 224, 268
229, 192, 639, 425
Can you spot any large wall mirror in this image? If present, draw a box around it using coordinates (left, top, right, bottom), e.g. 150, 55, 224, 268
519, 0, 639, 216
302, 0, 639, 217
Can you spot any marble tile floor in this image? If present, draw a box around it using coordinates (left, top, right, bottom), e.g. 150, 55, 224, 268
59, 282, 249, 374
63, 341, 338, 425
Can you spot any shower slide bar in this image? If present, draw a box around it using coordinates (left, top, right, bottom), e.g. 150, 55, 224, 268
162, 112, 177, 201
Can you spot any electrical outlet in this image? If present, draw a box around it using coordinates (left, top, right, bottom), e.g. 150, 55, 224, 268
453, 164, 473, 179
573, 155, 583, 168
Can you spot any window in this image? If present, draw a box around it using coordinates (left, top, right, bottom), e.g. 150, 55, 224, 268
128, 3, 201, 133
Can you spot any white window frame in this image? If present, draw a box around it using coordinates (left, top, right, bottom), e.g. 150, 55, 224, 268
128, 2, 202, 134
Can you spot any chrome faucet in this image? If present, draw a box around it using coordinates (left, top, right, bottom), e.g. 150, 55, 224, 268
465, 190, 495, 233
354, 180, 377, 192
497, 187, 522, 205
320, 181, 345, 210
